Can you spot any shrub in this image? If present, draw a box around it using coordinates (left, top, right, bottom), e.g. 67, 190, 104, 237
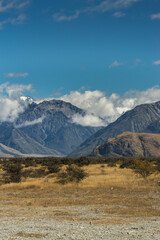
107, 162, 116, 167
47, 163, 61, 174
24, 158, 37, 167
119, 158, 134, 169
2, 159, 23, 183
22, 167, 47, 178
74, 156, 90, 167
132, 159, 155, 179
155, 162, 160, 172
56, 164, 88, 184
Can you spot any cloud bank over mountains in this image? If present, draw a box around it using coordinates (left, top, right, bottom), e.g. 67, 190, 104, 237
60, 86, 160, 126
0, 82, 32, 122
1, 82, 160, 127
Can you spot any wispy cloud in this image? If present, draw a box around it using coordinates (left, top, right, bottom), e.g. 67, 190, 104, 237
16, 0, 30, 9
15, 117, 45, 128
0, 0, 30, 12
0, 0, 30, 29
113, 11, 126, 18
53, 10, 80, 22
0, 14, 26, 29
5, 72, 29, 78
53, 0, 141, 22
153, 60, 160, 65
109, 60, 123, 68
151, 13, 160, 20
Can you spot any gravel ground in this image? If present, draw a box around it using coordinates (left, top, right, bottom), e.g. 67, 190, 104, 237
0, 205, 160, 239
0, 217, 160, 240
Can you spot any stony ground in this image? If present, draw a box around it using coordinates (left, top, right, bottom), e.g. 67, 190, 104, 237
1, 164, 160, 239
1, 205, 160, 240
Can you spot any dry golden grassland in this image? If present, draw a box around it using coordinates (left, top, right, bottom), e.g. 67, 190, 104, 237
0, 163, 160, 224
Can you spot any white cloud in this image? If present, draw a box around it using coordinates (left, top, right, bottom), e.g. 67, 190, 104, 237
53, 0, 141, 21
0, 0, 30, 12
15, 117, 45, 128
59, 86, 160, 127
5, 72, 29, 78
153, 60, 160, 65
16, 0, 30, 9
109, 60, 122, 68
0, 82, 32, 122
151, 13, 160, 20
1, 82, 160, 128
11, 14, 26, 24
113, 11, 126, 17
0, 0, 17, 12
53, 10, 80, 22
72, 114, 106, 127
90, 0, 141, 12
0, 0, 30, 29
6, 83, 32, 99
0, 14, 26, 30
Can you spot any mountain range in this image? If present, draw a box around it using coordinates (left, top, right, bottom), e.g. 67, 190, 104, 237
0, 99, 99, 157
1, 98, 160, 158
70, 101, 160, 157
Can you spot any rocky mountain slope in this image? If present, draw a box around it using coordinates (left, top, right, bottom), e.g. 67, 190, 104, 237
0, 99, 99, 157
0, 122, 60, 156
0, 143, 25, 158
69, 101, 160, 156
91, 132, 160, 158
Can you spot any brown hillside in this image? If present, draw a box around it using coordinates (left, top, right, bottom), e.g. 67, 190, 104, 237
92, 132, 160, 158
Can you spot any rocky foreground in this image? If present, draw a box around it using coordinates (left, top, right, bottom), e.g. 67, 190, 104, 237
1, 205, 160, 240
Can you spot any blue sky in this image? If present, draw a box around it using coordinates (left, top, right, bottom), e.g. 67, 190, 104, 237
0, 0, 160, 98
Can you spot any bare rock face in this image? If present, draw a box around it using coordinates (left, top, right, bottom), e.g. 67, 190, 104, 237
91, 132, 160, 158
70, 101, 160, 157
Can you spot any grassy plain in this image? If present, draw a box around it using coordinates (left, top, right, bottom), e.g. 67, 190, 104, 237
0, 162, 160, 224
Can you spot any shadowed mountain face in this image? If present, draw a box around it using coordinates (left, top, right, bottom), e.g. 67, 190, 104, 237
91, 132, 160, 158
0, 100, 100, 157
69, 101, 160, 157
